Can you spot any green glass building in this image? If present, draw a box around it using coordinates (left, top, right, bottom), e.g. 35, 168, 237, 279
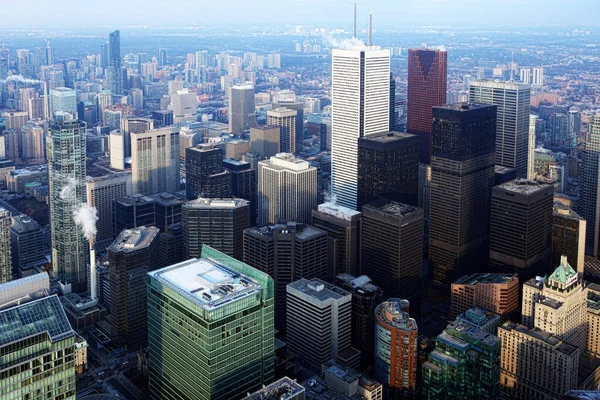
421, 320, 501, 400
147, 245, 274, 400
0, 295, 77, 400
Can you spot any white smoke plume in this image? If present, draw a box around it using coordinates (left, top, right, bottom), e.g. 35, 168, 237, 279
326, 36, 381, 51
0, 75, 41, 84
323, 190, 337, 205
59, 177, 98, 244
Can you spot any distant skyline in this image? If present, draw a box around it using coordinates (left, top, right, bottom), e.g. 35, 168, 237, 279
3, 0, 599, 29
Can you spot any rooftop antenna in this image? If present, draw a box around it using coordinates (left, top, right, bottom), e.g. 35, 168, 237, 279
368, 7, 373, 46
353, 3, 357, 39
508, 50, 515, 82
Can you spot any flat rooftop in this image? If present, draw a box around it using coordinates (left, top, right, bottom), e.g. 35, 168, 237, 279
109, 226, 160, 253
223, 158, 249, 167
316, 202, 361, 221
184, 197, 249, 209
361, 131, 417, 142
443, 321, 500, 347
554, 201, 583, 220
495, 178, 553, 195
149, 258, 262, 311
246, 222, 325, 240
287, 278, 350, 303
147, 192, 184, 206
261, 153, 312, 171
453, 273, 517, 286
245, 377, 305, 399
115, 194, 154, 205
501, 321, 579, 356
435, 102, 493, 112
366, 200, 420, 217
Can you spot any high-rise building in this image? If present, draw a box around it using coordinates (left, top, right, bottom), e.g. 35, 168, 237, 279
450, 273, 519, 320
229, 84, 256, 134
407, 49, 447, 163
77, 101, 97, 127
185, 144, 231, 200
245, 377, 305, 400
250, 125, 280, 159
157, 48, 167, 66
10, 215, 45, 276
519, 68, 531, 84
532, 67, 544, 87
257, 153, 317, 225
223, 158, 256, 223
267, 108, 298, 154
182, 198, 250, 261
361, 199, 423, 303
48, 113, 88, 293
107, 30, 122, 96
50, 87, 77, 117
286, 278, 360, 370
147, 246, 274, 400
130, 127, 180, 195
0, 208, 11, 283
389, 72, 398, 131
20, 121, 45, 161
271, 100, 304, 153
86, 173, 132, 247
244, 222, 327, 331
469, 80, 531, 177
172, 89, 197, 124
374, 298, 418, 398
422, 320, 501, 400
311, 202, 361, 279
147, 192, 183, 233
109, 226, 160, 348
489, 179, 554, 280
357, 131, 420, 208
331, 48, 390, 209
552, 202, 586, 273
428, 103, 497, 287
579, 113, 600, 256
113, 194, 156, 236
335, 274, 383, 368
528, 114, 537, 179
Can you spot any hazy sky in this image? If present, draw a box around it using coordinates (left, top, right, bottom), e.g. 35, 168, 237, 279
3, 0, 599, 29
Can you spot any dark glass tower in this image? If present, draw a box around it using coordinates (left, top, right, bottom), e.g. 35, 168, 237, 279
107, 30, 122, 96
223, 159, 257, 224
407, 49, 447, 163
185, 144, 231, 200
390, 73, 397, 131
113, 194, 155, 237
429, 103, 497, 287
357, 131, 420, 209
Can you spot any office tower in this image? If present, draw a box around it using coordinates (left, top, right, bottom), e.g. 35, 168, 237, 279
547, 113, 569, 147
286, 278, 360, 370
109, 130, 128, 170
469, 80, 531, 177
407, 49, 447, 163
50, 87, 77, 117
489, 179, 554, 280
429, 103, 497, 287
223, 158, 256, 223
86, 173, 132, 246
357, 131, 420, 208
77, 101, 97, 127
147, 246, 274, 400
521, 256, 588, 351
581, 113, 600, 256
172, 89, 197, 124
157, 48, 167, 66
0, 294, 77, 400
18, 88, 37, 112
28, 97, 46, 120
312, 203, 361, 279
331, 48, 390, 209
104, 109, 122, 131
569, 109, 581, 136
361, 199, 423, 302
335, 274, 383, 368
147, 192, 183, 232
532, 67, 544, 87
374, 298, 418, 398
0, 208, 10, 283
130, 127, 180, 195
267, 108, 298, 153
48, 113, 88, 293
185, 144, 231, 200
450, 273, 519, 320
250, 125, 280, 159
113, 194, 155, 236
272, 100, 304, 153
528, 114, 537, 179
107, 30, 122, 96
158, 222, 184, 268
109, 226, 160, 348
131, 88, 144, 109
389, 72, 398, 131
152, 109, 173, 128
498, 321, 578, 399
182, 198, 250, 261
20, 122, 45, 160
229, 84, 256, 134
225, 139, 250, 160
320, 117, 332, 151
245, 377, 305, 400
422, 320, 501, 400
257, 153, 317, 225
3, 111, 28, 130
552, 202, 586, 273
244, 222, 327, 331
418, 163, 432, 221
10, 215, 45, 276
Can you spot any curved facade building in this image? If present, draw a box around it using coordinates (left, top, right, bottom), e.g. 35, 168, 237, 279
374, 298, 418, 399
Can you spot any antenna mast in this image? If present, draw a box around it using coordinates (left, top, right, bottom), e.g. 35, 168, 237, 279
368, 7, 373, 46
353, 3, 357, 39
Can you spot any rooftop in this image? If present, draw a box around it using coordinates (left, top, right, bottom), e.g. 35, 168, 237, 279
453, 273, 517, 286
366, 199, 420, 217
360, 131, 418, 143
316, 202, 361, 221
261, 153, 313, 172
148, 257, 262, 311
223, 158, 249, 167
553, 201, 584, 220
147, 192, 184, 207
495, 178, 553, 195
251, 125, 280, 131
501, 321, 579, 356
109, 226, 160, 253
376, 298, 417, 331
184, 197, 249, 209
0, 272, 49, 310
245, 377, 305, 399
435, 102, 493, 112
443, 321, 500, 348
470, 79, 531, 90
287, 278, 350, 303
246, 222, 325, 240
335, 274, 381, 294
115, 193, 154, 205
9, 166, 47, 176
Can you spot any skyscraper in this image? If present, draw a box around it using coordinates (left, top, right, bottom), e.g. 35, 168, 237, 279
48, 112, 88, 293
10, 215, 45, 277
331, 48, 390, 209
450, 273, 519, 320
50, 87, 77, 117
267, 108, 298, 154
130, 127, 180, 195
374, 298, 418, 399
0, 208, 11, 283
182, 198, 251, 261
147, 246, 274, 400
171, 89, 197, 124
469, 80, 531, 177
428, 103, 497, 287
244, 222, 328, 331
489, 179, 554, 280
109, 226, 160, 348
532, 67, 544, 87
579, 113, 600, 256
185, 144, 231, 200
357, 131, 420, 208
113, 194, 156, 236
407, 48, 447, 163
250, 125, 281, 159
229, 84, 256, 134
257, 153, 317, 225
552, 202, 586, 273
223, 158, 257, 223
271, 100, 304, 154
528, 114, 537, 179
107, 30, 122, 96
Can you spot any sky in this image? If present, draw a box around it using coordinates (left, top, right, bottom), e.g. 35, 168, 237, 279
2, 0, 599, 29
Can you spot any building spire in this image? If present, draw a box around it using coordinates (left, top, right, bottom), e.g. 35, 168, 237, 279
508, 50, 515, 82
353, 3, 357, 39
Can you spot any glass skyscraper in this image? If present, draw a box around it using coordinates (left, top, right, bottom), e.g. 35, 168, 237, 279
107, 30, 122, 97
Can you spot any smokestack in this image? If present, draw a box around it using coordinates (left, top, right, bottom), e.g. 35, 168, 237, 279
353, 3, 357, 39
368, 7, 373, 47
89, 244, 97, 301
